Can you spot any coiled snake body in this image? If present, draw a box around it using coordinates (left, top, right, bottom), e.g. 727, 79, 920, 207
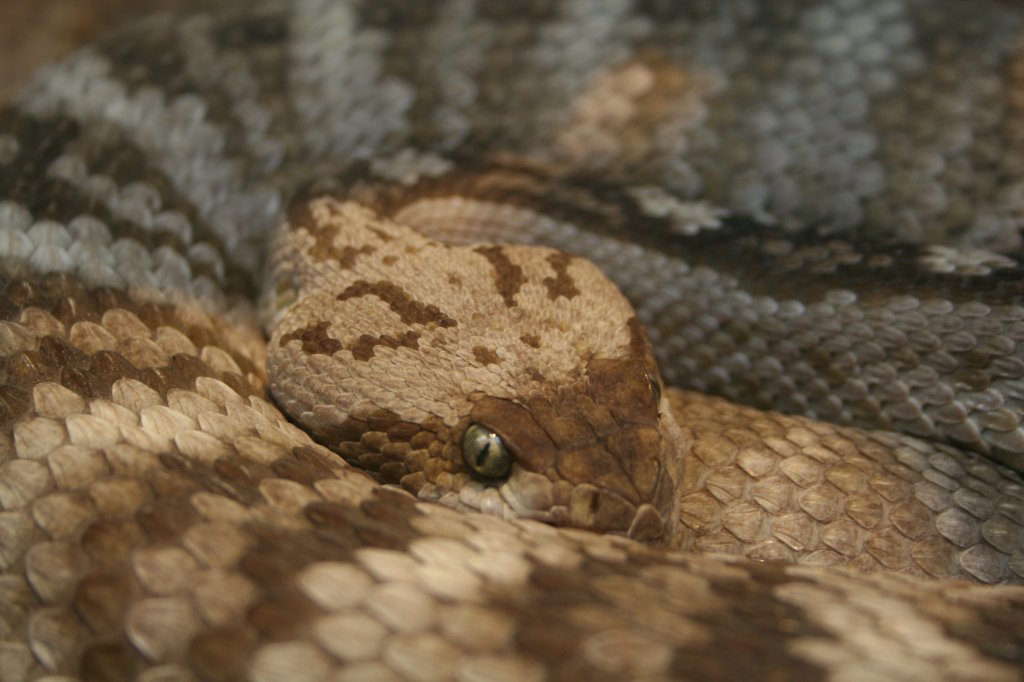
1, 1, 1024, 680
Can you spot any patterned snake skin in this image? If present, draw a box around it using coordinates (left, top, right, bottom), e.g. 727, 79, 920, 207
1, 1, 1024, 680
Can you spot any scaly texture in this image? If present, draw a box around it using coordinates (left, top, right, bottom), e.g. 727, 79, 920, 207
0, 2, 1023, 681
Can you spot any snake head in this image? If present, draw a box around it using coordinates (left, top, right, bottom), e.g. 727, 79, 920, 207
459, 349, 681, 542
266, 195, 684, 543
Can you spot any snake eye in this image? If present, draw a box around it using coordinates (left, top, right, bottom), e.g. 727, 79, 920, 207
462, 423, 512, 479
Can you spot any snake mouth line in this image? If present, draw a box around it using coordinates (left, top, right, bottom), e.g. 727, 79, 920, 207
410, 475, 554, 524
411, 465, 670, 542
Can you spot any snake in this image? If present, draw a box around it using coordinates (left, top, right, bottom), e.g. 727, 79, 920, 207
1, 0, 1024, 680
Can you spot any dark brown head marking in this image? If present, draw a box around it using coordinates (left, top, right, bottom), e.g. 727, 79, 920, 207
349, 331, 422, 361
472, 346, 502, 366
520, 333, 541, 348
474, 245, 524, 308
337, 280, 456, 328
543, 253, 581, 300
297, 209, 377, 268
279, 321, 343, 356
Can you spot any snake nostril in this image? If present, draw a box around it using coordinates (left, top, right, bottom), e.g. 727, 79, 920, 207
647, 370, 662, 407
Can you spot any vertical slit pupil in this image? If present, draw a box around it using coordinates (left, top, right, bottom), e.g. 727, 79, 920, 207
476, 441, 491, 466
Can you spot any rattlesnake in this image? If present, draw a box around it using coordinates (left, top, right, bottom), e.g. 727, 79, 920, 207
1, 1, 1024, 680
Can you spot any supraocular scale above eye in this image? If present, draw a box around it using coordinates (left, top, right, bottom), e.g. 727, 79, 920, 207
462, 423, 513, 479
